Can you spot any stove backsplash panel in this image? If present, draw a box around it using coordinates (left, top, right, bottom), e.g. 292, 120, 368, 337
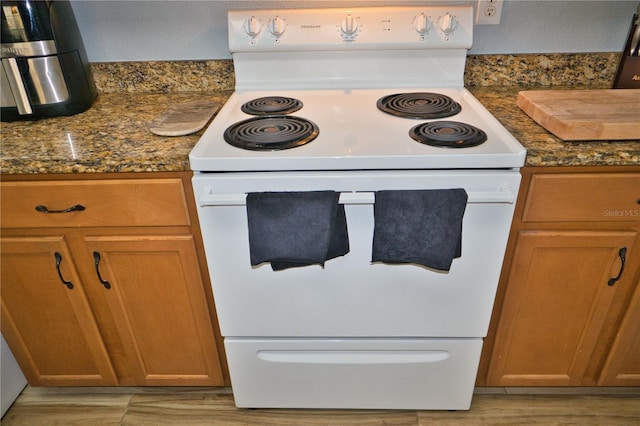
90, 53, 619, 94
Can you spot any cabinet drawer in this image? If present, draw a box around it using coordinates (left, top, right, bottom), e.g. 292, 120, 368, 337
522, 173, 640, 223
1, 179, 191, 228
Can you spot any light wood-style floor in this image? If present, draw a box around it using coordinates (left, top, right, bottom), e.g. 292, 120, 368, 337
2, 386, 639, 425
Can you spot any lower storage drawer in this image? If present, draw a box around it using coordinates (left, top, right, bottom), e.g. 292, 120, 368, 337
224, 337, 483, 410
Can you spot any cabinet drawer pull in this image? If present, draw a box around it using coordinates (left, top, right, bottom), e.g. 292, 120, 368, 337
607, 247, 627, 287
35, 204, 86, 214
93, 251, 111, 290
54, 252, 74, 290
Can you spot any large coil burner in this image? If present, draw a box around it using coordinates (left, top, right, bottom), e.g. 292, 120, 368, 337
241, 96, 303, 115
377, 92, 462, 119
409, 121, 487, 148
224, 116, 319, 151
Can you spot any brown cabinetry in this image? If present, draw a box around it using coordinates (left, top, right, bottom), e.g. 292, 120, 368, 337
1, 236, 119, 386
1, 173, 227, 387
597, 274, 640, 385
480, 167, 640, 387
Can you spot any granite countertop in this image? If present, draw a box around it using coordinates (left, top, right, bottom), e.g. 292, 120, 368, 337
1, 91, 232, 174
1, 55, 639, 175
468, 86, 640, 167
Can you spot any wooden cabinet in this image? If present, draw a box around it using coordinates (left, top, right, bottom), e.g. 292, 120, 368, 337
1, 236, 118, 386
1, 173, 228, 387
479, 167, 640, 387
597, 275, 640, 385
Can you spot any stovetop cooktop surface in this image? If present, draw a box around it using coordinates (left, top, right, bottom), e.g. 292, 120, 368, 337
190, 88, 526, 172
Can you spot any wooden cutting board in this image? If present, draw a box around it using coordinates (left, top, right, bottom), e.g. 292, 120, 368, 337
517, 89, 640, 141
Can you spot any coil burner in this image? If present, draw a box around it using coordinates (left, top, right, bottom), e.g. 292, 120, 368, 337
377, 92, 462, 119
224, 116, 319, 151
241, 96, 303, 115
409, 121, 487, 148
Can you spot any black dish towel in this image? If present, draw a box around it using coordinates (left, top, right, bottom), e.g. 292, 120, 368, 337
372, 189, 468, 271
246, 191, 349, 271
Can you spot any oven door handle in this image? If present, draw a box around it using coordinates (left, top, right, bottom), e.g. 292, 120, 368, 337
199, 187, 515, 206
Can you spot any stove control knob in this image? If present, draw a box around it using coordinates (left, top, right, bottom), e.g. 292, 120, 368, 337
438, 13, 457, 34
413, 13, 431, 35
244, 16, 262, 38
269, 16, 286, 37
341, 14, 359, 37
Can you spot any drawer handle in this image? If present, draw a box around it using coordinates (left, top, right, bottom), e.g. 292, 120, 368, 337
35, 204, 86, 214
608, 247, 627, 287
54, 252, 74, 290
93, 251, 111, 290
257, 350, 450, 364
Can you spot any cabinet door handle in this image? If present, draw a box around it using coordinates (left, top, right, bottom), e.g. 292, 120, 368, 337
35, 204, 86, 214
54, 252, 74, 290
607, 247, 627, 287
93, 251, 111, 289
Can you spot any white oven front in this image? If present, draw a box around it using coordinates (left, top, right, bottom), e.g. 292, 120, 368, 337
195, 169, 519, 338
193, 169, 519, 409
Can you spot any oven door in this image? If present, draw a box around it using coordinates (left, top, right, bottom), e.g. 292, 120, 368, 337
193, 169, 520, 338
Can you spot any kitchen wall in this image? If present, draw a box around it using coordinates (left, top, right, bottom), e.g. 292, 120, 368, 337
71, 0, 637, 62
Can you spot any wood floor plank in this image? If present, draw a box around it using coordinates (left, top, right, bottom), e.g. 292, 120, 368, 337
3, 387, 639, 426
417, 394, 640, 425
1, 387, 131, 426
122, 393, 419, 425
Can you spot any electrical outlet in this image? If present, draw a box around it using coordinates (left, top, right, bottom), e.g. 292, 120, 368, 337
476, 0, 503, 25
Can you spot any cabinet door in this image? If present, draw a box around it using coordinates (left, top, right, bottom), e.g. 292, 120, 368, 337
598, 277, 640, 385
486, 230, 637, 386
79, 235, 225, 386
0, 237, 118, 386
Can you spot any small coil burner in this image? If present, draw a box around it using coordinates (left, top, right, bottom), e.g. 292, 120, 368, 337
377, 92, 462, 119
409, 121, 487, 148
224, 116, 319, 151
241, 96, 303, 115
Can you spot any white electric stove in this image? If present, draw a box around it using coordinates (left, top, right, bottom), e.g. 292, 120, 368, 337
190, 6, 526, 410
